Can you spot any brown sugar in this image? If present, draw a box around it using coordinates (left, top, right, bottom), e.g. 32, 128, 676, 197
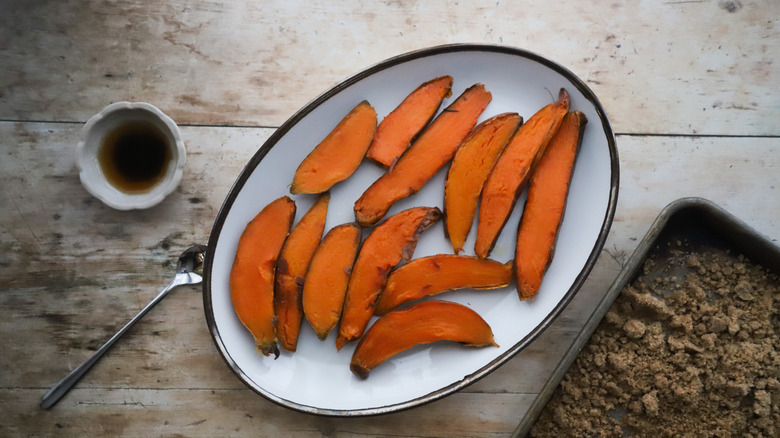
530, 243, 779, 437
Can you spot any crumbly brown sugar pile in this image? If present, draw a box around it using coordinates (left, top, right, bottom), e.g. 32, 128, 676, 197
531, 243, 779, 437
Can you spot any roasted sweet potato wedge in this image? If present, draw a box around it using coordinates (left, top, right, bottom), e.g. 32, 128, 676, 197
274, 193, 330, 352
302, 222, 362, 340
290, 101, 377, 194
230, 196, 296, 358
336, 206, 442, 349
516, 111, 587, 300
444, 113, 522, 253
475, 89, 570, 258
350, 300, 498, 379
366, 75, 453, 167
354, 84, 492, 226
374, 255, 512, 315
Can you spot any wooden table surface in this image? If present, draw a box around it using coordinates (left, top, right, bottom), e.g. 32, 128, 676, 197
1, 1, 777, 436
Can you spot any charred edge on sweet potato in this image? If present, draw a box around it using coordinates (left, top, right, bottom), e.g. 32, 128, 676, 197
354, 84, 492, 227
230, 196, 296, 358
336, 206, 442, 350
374, 255, 513, 315
475, 88, 570, 259
444, 112, 522, 254
350, 300, 498, 379
274, 193, 330, 352
515, 110, 587, 301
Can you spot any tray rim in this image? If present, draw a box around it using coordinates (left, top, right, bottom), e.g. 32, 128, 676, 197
513, 196, 780, 437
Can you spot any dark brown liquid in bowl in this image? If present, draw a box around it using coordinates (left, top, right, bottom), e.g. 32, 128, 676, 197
98, 121, 172, 193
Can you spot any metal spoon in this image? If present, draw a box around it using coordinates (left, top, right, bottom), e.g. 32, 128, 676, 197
40, 244, 207, 409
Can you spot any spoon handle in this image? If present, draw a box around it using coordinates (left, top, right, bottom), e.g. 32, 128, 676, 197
40, 279, 178, 409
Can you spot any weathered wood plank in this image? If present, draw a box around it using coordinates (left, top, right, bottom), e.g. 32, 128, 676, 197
2, 1, 777, 435
1, 122, 777, 435
1, 1, 777, 135
0, 389, 529, 437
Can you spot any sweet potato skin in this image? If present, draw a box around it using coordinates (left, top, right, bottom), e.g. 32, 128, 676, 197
274, 193, 330, 352
230, 196, 296, 358
366, 76, 454, 167
290, 101, 377, 194
302, 222, 362, 340
515, 111, 587, 300
444, 113, 522, 254
350, 300, 498, 379
374, 255, 513, 315
336, 206, 442, 350
475, 89, 570, 258
354, 84, 492, 227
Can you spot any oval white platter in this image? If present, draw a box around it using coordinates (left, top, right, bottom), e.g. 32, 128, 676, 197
203, 44, 619, 416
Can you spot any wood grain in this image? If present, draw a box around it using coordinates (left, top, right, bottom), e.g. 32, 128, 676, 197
1, 0, 777, 135
1, 121, 777, 435
1, 389, 531, 437
1, 0, 778, 436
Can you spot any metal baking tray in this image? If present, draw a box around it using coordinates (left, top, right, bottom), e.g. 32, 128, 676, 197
513, 197, 780, 437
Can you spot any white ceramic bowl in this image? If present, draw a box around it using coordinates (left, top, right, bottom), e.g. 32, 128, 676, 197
76, 102, 186, 210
